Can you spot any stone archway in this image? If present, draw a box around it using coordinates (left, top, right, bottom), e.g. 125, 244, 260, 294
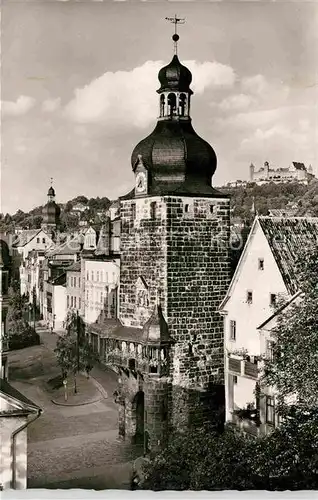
131, 391, 145, 445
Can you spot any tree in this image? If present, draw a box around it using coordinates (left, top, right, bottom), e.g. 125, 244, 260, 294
64, 201, 74, 213
141, 416, 318, 491
141, 426, 260, 491
73, 195, 88, 205
258, 407, 318, 490
5, 287, 40, 350
261, 248, 318, 413
60, 212, 79, 231
54, 310, 99, 393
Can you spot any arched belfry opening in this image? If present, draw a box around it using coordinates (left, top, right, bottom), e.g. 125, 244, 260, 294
167, 93, 177, 117
160, 94, 165, 117
179, 93, 187, 116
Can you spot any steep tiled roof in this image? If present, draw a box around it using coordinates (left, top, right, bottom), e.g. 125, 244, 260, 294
12, 229, 41, 247
89, 319, 144, 342
0, 379, 41, 415
268, 208, 298, 217
292, 162, 306, 171
46, 238, 81, 256
50, 273, 67, 286
258, 217, 318, 294
66, 261, 81, 272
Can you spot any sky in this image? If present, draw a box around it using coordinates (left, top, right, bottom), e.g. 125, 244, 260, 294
1, 0, 318, 215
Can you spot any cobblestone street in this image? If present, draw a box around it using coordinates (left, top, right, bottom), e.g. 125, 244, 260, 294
7, 328, 141, 490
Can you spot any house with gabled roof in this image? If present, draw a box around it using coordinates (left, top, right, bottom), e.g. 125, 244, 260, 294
0, 378, 41, 490
12, 229, 54, 260
219, 216, 318, 436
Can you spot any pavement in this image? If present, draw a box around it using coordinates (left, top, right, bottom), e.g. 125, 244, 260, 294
7, 326, 142, 490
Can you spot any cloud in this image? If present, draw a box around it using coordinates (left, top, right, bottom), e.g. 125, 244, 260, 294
241, 73, 289, 104
186, 61, 236, 94
241, 74, 268, 95
240, 119, 315, 164
218, 93, 256, 112
42, 98, 61, 113
2, 95, 35, 117
65, 60, 236, 129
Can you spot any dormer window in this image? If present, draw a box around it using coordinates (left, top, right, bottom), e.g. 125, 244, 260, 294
247, 291, 253, 304
258, 258, 264, 270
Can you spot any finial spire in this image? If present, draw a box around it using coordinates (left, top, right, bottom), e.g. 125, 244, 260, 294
165, 15, 185, 55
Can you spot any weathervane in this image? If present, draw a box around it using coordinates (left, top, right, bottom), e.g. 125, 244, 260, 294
165, 15, 185, 55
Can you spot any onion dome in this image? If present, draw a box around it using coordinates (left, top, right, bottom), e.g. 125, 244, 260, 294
131, 120, 217, 196
157, 55, 193, 94
126, 49, 223, 199
42, 184, 61, 226
42, 201, 61, 224
48, 186, 55, 197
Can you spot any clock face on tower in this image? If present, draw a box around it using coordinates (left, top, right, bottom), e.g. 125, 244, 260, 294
135, 171, 147, 194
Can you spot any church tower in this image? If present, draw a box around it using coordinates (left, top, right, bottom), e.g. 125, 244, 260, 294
117, 19, 231, 452
41, 182, 61, 235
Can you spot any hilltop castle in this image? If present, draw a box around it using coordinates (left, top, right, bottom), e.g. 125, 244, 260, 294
249, 161, 314, 185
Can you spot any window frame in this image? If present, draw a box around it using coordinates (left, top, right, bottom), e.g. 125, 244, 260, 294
270, 293, 277, 307
266, 340, 275, 361
258, 258, 264, 270
265, 395, 275, 425
246, 290, 253, 304
150, 201, 156, 220
229, 320, 236, 341
131, 203, 136, 219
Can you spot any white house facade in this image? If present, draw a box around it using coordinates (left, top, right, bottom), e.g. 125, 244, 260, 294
84, 258, 120, 326
220, 216, 318, 436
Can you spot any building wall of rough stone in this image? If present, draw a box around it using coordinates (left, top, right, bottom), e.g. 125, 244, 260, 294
119, 194, 231, 435
117, 368, 143, 441
165, 196, 230, 428
144, 375, 172, 453
119, 197, 167, 328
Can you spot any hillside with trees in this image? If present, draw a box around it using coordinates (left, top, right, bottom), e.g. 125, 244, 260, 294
0, 195, 111, 233
218, 179, 318, 224
1, 180, 318, 234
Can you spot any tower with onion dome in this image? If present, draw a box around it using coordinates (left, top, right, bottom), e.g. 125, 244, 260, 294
111, 18, 231, 453
41, 181, 61, 234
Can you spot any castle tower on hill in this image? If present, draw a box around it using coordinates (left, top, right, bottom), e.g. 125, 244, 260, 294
107, 20, 231, 454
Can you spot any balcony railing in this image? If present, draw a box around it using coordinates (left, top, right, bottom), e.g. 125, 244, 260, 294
244, 361, 258, 378
229, 357, 241, 374
106, 352, 148, 372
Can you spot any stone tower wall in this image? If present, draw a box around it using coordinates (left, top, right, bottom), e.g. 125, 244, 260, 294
165, 196, 231, 428
119, 194, 230, 435
119, 197, 168, 328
